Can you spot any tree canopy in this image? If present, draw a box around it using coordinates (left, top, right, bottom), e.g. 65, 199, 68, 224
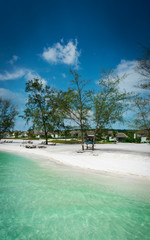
0, 97, 18, 137
59, 70, 92, 150
22, 78, 64, 144
91, 69, 131, 149
136, 46, 150, 90
133, 47, 150, 140
133, 97, 150, 137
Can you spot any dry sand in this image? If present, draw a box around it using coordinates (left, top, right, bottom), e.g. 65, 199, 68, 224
0, 140, 150, 180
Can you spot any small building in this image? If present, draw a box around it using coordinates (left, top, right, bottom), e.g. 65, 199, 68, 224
109, 132, 129, 142
87, 130, 95, 136
116, 132, 129, 142
134, 130, 149, 142
70, 130, 81, 137
3, 132, 11, 138
18, 131, 28, 138
50, 133, 60, 138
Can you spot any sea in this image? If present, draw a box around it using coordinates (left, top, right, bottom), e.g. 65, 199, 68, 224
0, 151, 150, 240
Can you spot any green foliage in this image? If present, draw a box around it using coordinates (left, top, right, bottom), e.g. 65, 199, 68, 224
92, 69, 131, 132
27, 128, 36, 138
133, 97, 150, 139
133, 47, 150, 139
61, 70, 92, 127
120, 132, 135, 143
14, 131, 21, 138
90, 69, 132, 148
112, 130, 117, 138
134, 137, 141, 143
96, 140, 116, 144
106, 136, 109, 142
136, 46, 150, 90
122, 138, 133, 143
21, 78, 64, 144
59, 70, 92, 150
0, 97, 18, 137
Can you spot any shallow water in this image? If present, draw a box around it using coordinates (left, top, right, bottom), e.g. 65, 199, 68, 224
0, 151, 150, 240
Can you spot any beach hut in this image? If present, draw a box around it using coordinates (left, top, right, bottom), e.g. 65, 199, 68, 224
116, 132, 129, 142
134, 130, 149, 142
70, 130, 81, 137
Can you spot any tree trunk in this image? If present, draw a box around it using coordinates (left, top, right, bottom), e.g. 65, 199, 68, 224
45, 131, 48, 145
81, 129, 84, 150
92, 134, 95, 150
92, 129, 98, 150
81, 140, 84, 150
148, 130, 150, 143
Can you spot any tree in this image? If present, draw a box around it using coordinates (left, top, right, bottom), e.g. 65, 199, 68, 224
0, 97, 18, 138
133, 97, 150, 141
22, 78, 63, 145
60, 70, 92, 150
134, 46, 150, 139
91, 69, 131, 150
136, 46, 150, 90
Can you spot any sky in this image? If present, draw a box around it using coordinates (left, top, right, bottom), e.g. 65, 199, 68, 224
0, 0, 150, 130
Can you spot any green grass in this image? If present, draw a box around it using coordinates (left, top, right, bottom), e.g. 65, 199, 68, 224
49, 139, 81, 144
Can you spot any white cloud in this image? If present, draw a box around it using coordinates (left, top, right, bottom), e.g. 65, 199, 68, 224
0, 69, 25, 81
0, 88, 24, 105
25, 70, 47, 86
115, 59, 149, 94
0, 68, 47, 86
42, 39, 81, 68
62, 73, 66, 78
113, 59, 150, 128
8, 55, 19, 65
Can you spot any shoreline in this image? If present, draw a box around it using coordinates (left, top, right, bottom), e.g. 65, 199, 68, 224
0, 140, 150, 181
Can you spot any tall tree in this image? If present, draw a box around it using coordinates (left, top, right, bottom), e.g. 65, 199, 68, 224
134, 46, 150, 139
136, 46, 150, 90
133, 97, 150, 140
22, 78, 63, 145
60, 70, 92, 150
91, 69, 131, 150
0, 97, 18, 138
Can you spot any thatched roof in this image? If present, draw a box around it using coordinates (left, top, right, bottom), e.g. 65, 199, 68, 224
70, 130, 81, 135
136, 130, 149, 137
116, 132, 129, 138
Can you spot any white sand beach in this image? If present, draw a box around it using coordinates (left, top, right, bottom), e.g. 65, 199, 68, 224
0, 140, 150, 179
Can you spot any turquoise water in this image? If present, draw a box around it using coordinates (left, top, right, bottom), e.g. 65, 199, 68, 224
0, 152, 150, 240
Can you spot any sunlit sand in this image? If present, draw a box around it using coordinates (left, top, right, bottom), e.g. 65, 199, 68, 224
0, 140, 150, 179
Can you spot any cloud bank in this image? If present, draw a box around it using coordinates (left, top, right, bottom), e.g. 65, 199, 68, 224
42, 39, 81, 68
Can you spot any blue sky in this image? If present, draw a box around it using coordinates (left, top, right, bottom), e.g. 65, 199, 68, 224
0, 0, 150, 130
